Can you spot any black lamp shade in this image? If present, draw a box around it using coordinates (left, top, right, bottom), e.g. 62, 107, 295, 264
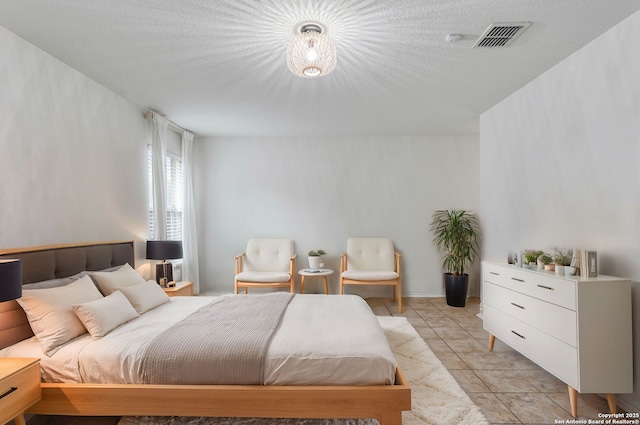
0, 259, 22, 302
146, 240, 183, 261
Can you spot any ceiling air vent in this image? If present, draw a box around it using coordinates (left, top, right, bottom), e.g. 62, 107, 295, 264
472, 22, 531, 48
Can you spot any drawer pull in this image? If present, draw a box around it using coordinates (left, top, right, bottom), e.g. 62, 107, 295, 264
0, 386, 18, 400
510, 302, 525, 310
489, 272, 500, 276
511, 277, 525, 283
537, 284, 554, 291
511, 330, 526, 339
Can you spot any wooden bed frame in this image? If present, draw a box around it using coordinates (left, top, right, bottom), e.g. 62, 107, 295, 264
0, 241, 411, 425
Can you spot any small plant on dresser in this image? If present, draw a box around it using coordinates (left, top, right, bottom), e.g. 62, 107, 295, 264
523, 250, 544, 269
553, 248, 573, 275
537, 253, 554, 271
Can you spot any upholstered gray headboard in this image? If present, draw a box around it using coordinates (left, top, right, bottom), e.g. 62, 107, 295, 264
0, 240, 134, 349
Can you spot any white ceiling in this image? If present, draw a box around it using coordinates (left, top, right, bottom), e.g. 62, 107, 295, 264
1, 1, 639, 137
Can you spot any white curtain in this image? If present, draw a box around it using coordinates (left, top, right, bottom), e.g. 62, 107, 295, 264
181, 131, 200, 293
149, 113, 168, 240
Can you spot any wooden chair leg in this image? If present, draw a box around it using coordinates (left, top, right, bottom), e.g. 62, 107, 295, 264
339, 279, 344, 295
300, 276, 305, 294
234, 281, 238, 294
397, 283, 402, 313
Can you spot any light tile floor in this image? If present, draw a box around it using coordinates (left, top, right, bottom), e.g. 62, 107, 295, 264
366, 296, 618, 425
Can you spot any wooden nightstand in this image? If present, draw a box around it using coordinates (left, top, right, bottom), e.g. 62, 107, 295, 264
163, 281, 194, 297
0, 358, 41, 425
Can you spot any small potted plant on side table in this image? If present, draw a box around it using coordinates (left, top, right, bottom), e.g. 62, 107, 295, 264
307, 250, 326, 270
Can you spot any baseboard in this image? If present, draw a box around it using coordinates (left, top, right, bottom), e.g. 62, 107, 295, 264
476, 300, 484, 319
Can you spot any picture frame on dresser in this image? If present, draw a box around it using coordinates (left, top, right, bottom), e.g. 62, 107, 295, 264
481, 261, 632, 418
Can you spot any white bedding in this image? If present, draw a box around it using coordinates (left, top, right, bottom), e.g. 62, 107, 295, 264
1, 294, 396, 386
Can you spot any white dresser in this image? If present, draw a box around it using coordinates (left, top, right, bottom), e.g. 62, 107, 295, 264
482, 262, 632, 417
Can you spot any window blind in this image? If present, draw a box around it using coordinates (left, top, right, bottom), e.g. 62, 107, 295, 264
148, 145, 183, 241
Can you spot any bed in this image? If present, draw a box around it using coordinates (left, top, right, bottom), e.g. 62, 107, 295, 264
0, 240, 411, 425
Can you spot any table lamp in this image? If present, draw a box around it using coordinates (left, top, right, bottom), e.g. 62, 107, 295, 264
0, 259, 22, 302
146, 241, 183, 287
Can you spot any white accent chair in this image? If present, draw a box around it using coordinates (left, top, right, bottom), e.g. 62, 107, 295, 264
234, 239, 297, 294
340, 237, 402, 313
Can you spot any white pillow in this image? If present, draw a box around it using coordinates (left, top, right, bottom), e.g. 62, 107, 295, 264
73, 291, 139, 339
92, 263, 145, 295
17, 275, 103, 355
118, 280, 170, 314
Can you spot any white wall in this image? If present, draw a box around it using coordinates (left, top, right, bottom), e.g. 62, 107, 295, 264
480, 10, 640, 410
195, 135, 480, 298
0, 26, 149, 264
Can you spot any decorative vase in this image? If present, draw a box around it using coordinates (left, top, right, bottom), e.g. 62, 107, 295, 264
308, 256, 321, 269
565, 266, 577, 276
555, 265, 565, 275
544, 264, 555, 272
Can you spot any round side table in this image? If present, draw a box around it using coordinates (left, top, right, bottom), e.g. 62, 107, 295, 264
298, 268, 334, 295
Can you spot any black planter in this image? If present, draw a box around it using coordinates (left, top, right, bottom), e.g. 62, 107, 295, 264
444, 273, 469, 307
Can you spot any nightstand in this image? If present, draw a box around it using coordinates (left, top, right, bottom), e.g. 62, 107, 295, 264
163, 281, 194, 297
0, 358, 41, 425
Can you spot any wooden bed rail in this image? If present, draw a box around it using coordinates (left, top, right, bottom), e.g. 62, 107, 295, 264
29, 369, 411, 425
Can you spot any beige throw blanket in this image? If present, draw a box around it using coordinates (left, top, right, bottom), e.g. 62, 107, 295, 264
140, 292, 294, 385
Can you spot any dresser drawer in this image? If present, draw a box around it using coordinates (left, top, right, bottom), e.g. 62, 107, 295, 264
0, 361, 41, 423
483, 282, 577, 347
483, 262, 517, 287
483, 263, 576, 310
484, 304, 578, 387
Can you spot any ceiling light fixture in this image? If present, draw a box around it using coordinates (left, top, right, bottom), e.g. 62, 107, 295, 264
287, 23, 337, 78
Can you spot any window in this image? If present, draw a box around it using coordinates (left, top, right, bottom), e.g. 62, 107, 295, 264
148, 145, 183, 241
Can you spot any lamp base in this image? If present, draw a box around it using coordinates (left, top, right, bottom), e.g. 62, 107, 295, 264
155, 263, 173, 286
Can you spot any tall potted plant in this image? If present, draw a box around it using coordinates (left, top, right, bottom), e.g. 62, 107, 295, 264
430, 210, 481, 307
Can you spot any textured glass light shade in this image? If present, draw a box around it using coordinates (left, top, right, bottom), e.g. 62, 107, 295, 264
287, 29, 337, 78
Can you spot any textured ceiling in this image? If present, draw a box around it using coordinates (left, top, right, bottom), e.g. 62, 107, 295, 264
1, 0, 639, 137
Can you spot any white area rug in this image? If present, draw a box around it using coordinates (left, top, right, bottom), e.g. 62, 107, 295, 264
118, 316, 488, 425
